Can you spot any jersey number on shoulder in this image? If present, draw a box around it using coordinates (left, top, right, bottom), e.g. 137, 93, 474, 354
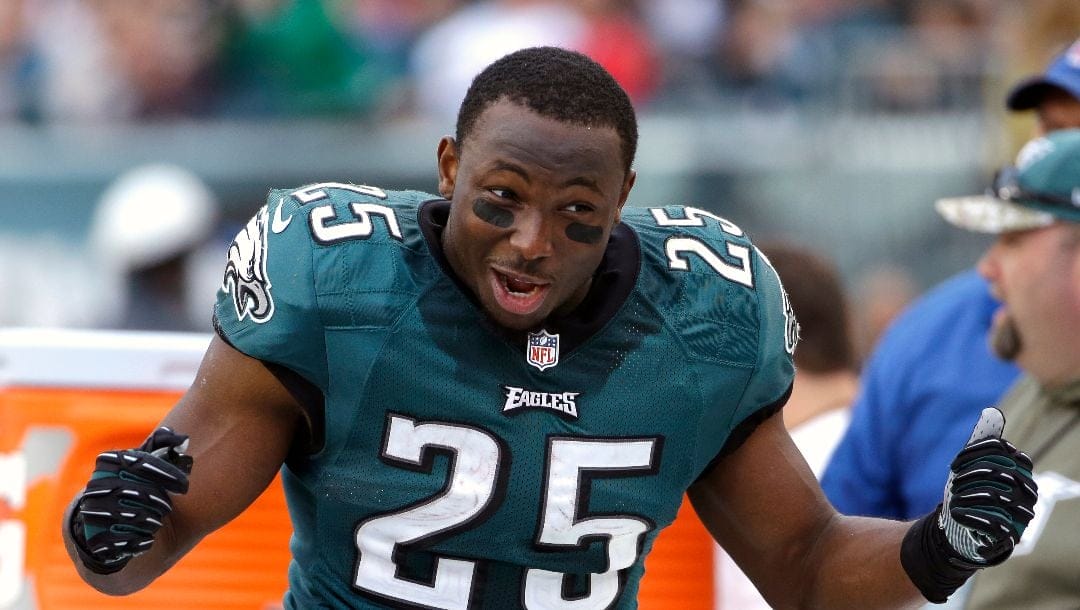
650, 207, 753, 287
291, 183, 404, 244
354, 414, 660, 610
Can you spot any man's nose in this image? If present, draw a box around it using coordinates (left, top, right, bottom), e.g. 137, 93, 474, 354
976, 242, 1001, 282
509, 210, 555, 261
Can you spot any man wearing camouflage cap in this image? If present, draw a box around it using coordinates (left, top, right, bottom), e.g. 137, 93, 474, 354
937, 127, 1080, 608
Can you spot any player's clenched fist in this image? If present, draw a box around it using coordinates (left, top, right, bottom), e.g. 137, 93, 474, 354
68, 427, 193, 575
901, 407, 1038, 603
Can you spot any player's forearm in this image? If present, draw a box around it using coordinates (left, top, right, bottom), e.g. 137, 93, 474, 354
795, 514, 925, 610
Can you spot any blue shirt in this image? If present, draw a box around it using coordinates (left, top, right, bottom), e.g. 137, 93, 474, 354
821, 269, 1020, 519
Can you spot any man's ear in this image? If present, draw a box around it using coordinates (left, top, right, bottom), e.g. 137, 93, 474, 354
437, 136, 458, 199
615, 169, 636, 223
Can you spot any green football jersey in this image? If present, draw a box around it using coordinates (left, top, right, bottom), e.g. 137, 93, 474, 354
214, 183, 796, 610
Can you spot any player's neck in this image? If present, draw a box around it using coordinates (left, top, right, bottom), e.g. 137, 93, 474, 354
783, 370, 859, 429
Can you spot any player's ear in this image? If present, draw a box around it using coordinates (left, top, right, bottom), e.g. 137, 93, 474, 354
437, 136, 459, 200
615, 169, 636, 223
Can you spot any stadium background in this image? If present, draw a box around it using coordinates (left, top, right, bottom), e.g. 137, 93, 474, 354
1, 1, 1078, 608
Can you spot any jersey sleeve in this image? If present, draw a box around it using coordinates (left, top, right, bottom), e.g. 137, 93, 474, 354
695, 244, 796, 469
734, 245, 797, 424
213, 189, 329, 390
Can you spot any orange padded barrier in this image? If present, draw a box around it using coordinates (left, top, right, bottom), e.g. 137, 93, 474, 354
639, 498, 715, 609
0, 387, 291, 610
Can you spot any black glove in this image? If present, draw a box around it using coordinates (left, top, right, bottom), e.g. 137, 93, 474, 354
939, 413, 1037, 565
901, 407, 1037, 603
69, 427, 193, 575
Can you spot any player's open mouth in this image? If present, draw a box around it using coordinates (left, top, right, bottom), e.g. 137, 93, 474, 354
490, 269, 551, 316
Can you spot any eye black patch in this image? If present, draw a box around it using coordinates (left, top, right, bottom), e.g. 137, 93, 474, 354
566, 223, 603, 244
472, 199, 514, 228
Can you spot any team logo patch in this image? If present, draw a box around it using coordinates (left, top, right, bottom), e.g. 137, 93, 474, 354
1067, 39, 1080, 67
502, 385, 580, 419
781, 285, 799, 356
526, 330, 560, 371
757, 246, 799, 356
222, 205, 275, 323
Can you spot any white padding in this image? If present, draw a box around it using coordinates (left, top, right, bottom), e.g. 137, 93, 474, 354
0, 328, 210, 390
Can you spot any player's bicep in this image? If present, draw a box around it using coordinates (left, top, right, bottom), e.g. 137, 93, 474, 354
688, 410, 835, 607
158, 335, 303, 545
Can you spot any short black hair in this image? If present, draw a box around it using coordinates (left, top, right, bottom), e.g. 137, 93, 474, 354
455, 46, 638, 174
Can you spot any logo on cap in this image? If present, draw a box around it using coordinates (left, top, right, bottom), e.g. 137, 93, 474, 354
526, 330, 560, 371
1067, 39, 1080, 67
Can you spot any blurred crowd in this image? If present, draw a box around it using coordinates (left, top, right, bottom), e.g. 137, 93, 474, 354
0, 0, 1076, 124
0, 0, 1078, 342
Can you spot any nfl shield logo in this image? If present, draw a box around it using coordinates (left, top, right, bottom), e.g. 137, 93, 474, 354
526, 330, 560, 371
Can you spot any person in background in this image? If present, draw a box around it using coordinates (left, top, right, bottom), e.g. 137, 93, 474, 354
935, 127, 1080, 609
0, 0, 31, 119
31, 0, 227, 121
994, 2, 1080, 150
217, 0, 398, 117
717, 242, 858, 609
407, 0, 659, 121
408, 0, 587, 121
1006, 38, 1080, 132
574, 0, 660, 106
822, 36, 1080, 520
851, 263, 918, 365
88, 163, 220, 332
61, 46, 1035, 609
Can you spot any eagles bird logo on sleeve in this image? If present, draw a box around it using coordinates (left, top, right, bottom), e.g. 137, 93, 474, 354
222, 204, 275, 323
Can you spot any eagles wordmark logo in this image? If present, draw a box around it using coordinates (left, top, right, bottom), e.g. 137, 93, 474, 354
223, 205, 275, 323
502, 386, 581, 419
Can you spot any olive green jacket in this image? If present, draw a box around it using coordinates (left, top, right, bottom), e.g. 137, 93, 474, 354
965, 375, 1080, 610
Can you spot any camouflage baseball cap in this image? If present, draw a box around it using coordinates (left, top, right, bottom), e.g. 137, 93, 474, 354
936, 128, 1080, 233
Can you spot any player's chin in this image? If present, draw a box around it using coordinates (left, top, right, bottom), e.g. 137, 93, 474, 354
490, 312, 544, 332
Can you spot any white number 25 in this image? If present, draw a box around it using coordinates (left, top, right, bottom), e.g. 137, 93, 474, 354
651, 207, 753, 287
354, 415, 659, 610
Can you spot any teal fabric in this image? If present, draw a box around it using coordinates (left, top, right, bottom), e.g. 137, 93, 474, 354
1014, 128, 1080, 222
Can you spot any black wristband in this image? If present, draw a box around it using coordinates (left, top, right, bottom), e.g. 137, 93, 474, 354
68, 502, 128, 576
900, 505, 979, 604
